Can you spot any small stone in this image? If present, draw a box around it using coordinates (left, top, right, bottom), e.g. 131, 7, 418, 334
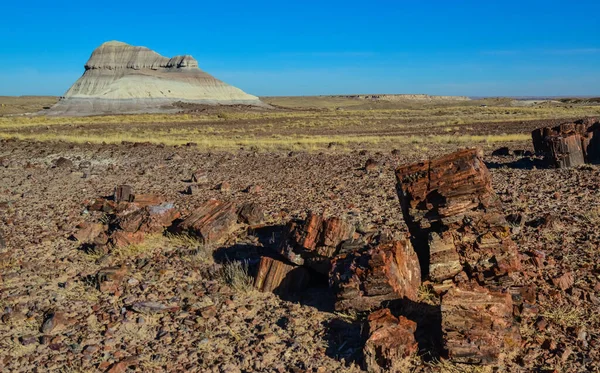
217, 182, 231, 192
53, 157, 73, 169
552, 272, 574, 291
41, 312, 68, 334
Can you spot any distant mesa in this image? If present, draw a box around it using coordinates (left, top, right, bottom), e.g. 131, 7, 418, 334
47, 41, 265, 115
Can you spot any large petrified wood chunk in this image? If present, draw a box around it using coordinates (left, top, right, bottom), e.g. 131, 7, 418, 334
117, 202, 180, 234
395, 148, 520, 282
363, 308, 418, 373
177, 200, 238, 245
330, 239, 421, 312
254, 256, 310, 295
441, 283, 520, 364
532, 117, 600, 167
280, 211, 354, 274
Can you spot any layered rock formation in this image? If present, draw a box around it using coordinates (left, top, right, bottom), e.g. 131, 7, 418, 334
48, 41, 263, 115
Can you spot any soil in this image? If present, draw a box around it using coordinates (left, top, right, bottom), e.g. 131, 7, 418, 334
1, 125, 599, 372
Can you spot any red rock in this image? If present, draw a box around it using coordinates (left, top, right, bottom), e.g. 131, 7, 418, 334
73, 222, 106, 244
281, 212, 354, 274
254, 256, 310, 295
363, 308, 418, 373
130, 194, 164, 207
96, 265, 127, 294
330, 239, 421, 312
395, 148, 521, 282
441, 283, 520, 364
110, 231, 145, 248
117, 202, 180, 234
552, 272, 574, 291
177, 199, 238, 245
191, 170, 208, 183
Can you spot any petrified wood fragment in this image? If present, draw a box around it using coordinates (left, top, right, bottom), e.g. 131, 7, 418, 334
254, 256, 310, 295
330, 239, 421, 312
114, 185, 133, 203
441, 283, 520, 364
280, 211, 354, 274
532, 117, 600, 167
237, 202, 265, 225
177, 199, 238, 245
363, 308, 418, 373
117, 202, 180, 234
96, 265, 127, 294
395, 148, 520, 282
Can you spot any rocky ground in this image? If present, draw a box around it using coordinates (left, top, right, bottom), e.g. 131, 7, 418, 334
1, 136, 599, 372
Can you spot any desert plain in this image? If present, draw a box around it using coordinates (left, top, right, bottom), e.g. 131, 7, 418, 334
2, 94, 600, 372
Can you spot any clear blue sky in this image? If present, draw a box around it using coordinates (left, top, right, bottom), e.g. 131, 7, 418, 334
1, 0, 599, 97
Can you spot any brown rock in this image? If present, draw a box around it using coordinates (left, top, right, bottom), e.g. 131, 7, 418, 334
217, 181, 231, 192
109, 231, 145, 248
54, 157, 73, 169
97, 265, 127, 293
552, 272, 574, 291
177, 199, 238, 245
395, 148, 520, 282
191, 170, 208, 183
237, 202, 265, 225
363, 308, 418, 373
254, 256, 310, 295
41, 312, 69, 334
364, 158, 379, 173
106, 356, 138, 373
114, 185, 133, 203
441, 283, 520, 364
73, 222, 105, 244
330, 239, 421, 312
281, 212, 354, 274
130, 194, 164, 207
117, 202, 180, 234
244, 184, 262, 194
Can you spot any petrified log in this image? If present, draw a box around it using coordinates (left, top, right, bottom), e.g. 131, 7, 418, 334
130, 194, 164, 207
363, 308, 418, 373
254, 256, 310, 295
395, 148, 520, 282
330, 239, 421, 312
177, 199, 238, 245
114, 185, 133, 203
117, 202, 180, 234
280, 211, 354, 274
532, 117, 600, 167
548, 134, 585, 168
441, 283, 520, 364
109, 231, 145, 248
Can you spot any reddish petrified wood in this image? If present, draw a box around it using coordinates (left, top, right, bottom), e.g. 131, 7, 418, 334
330, 239, 421, 312
280, 211, 354, 274
395, 148, 520, 283
441, 283, 520, 364
73, 222, 106, 244
363, 308, 418, 373
109, 231, 145, 248
532, 117, 600, 167
117, 202, 180, 234
254, 256, 310, 295
177, 199, 238, 245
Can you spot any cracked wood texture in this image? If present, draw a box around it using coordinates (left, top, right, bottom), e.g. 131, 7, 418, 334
254, 256, 310, 295
441, 283, 520, 364
395, 148, 520, 283
330, 239, 421, 312
177, 199, 238, 245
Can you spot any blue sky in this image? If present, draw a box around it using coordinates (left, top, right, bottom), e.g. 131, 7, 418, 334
1, 0, 599, 97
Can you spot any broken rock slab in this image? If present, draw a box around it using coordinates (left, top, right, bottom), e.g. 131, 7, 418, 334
363, 308, 418, 373
177, 199, 238, 245
441, 283, 520, 364
254, 256, 310, 295
330, 239, 421, 312
280, 211, 354, 274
